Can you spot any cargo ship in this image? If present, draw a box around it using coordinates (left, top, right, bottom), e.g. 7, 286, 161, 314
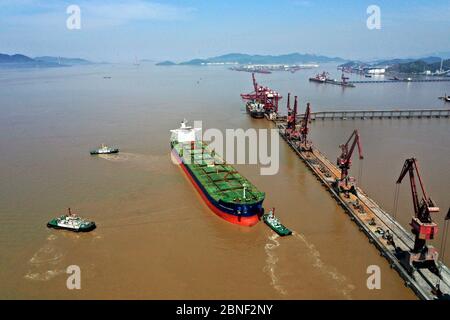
246, 100, 265, 118
170, 120, 265, 226
309, 71, 328, 83
309, 71, 355, 87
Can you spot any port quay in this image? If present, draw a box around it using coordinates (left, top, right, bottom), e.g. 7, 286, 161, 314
237, 72, 450, 300
281, 109, 450, 121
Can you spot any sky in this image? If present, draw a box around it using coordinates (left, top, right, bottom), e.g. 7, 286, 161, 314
1, 0, 450, 62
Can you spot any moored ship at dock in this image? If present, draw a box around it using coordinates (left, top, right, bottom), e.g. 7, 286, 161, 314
271, 97, 450, 300
246, 100, 265, 118
170, 120, 265, 226
309, 71, 355, 87
241, 73, 282, 118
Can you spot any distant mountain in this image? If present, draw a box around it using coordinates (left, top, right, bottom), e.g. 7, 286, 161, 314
179, 58, 209, 65
0, 53, 61, 68
372, 56, 441, 67
388, 59, 450, 73
339, 55, 449, 74
421, 51, 450, 59
34, 56, 93, 65
0, 53, 34, 63
371, 58, 415, 66
157, 53, 346, 66
338, 61, 369, 69
0, 53, 95, 68
155, 60, 177, 66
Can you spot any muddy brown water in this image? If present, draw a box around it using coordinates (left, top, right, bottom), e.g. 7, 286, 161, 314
1, 63, 448, 299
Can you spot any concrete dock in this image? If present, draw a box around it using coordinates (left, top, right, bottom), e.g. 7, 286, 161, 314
276, 109, 450, 121
274, 119, 450, 300
349, 78, 450, 84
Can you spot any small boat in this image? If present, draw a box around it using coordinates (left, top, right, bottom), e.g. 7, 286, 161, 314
262, 208, 292, 236
439, 94, 450, 102
90, 144, 119, 155
47, 208, 96, 232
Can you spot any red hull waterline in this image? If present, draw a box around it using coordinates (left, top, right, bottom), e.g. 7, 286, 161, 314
172, 150, 260, 227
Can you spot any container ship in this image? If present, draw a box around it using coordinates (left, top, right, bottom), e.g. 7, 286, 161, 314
170, 120, 265, 226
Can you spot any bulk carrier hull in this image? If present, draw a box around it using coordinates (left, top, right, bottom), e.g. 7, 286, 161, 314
171, 146, 264, 226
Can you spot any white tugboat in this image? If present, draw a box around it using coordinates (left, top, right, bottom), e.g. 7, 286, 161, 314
47, 208, 96, 232
90, 144, 119, 155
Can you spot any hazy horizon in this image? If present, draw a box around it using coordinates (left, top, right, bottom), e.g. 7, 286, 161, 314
1, 0, 450, 63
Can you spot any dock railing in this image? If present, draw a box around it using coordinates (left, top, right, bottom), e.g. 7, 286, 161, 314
277, 109, 450, 121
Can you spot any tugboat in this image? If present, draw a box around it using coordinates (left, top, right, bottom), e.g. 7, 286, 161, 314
90, 144, 119, 155
47, 208, 96, 232
262, 208, 292, 236
439, 94, 450, 102
246, 100, 265, 118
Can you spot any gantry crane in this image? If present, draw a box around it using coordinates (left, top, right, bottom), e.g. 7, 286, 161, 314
240, 73, 282, 115
333, 129, 363, 195
341, 72, 350, 85
396, 158, 440, 275
298, 102, 312, 151
285, 94, 299, 140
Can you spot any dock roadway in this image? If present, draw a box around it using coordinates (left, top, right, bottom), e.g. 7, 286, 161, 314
349, 78, 450, 84
276, 109, 450, 121
275, 120, 450, 300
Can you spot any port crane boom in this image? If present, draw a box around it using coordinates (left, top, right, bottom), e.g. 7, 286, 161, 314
395, 158, 441, 276
337, 130, 363, 181
299, 102, 311, 147
241, 73, 282, 114
396, 158, 439, 253
286, 95, 299, 140
286, 93, 293, 129
252, 72, 257, 91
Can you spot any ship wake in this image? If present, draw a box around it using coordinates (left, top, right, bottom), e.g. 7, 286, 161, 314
24, 234, 65, 281
292, 232, 355, 299
263, 233, 288, 296
97, 152, 171, 172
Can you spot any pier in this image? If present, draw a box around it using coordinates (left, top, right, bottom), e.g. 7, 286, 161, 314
349, 78, 450, 84
272, 118, 450, 300
276, 109, 450, 121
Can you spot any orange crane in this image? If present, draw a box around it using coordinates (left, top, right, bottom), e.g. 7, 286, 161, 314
299, 102, 312, 151
333, 129, 363, 195
240, 73, 282, 114
396, 158, 440, 275
286, 93, 293, 129
285, 95, 300, 140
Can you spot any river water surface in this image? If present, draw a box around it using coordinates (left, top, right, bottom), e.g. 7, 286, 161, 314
0, 63, 449, 299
